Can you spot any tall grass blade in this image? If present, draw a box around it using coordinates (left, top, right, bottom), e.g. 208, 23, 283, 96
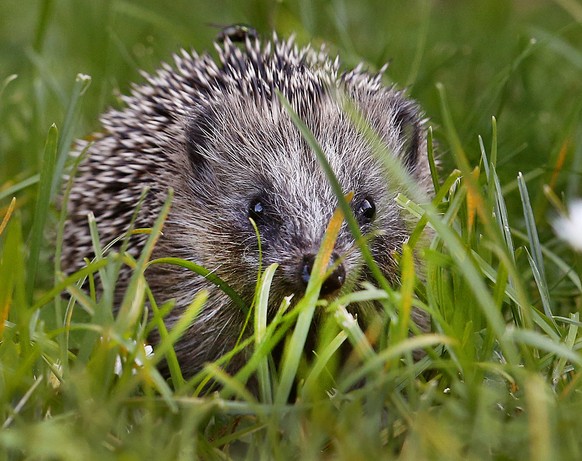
254, 263, 278, 404
0, 212, 21, 338
526, 249, 558, 329
51, 73, 91, 198
26, 124, 58, 303
517, 173, 553, 321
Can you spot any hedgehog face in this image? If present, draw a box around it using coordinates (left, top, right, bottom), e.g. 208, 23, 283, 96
174, 89, 424, 304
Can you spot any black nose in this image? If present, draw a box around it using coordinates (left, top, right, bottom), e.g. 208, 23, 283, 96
300, 252, 346, 296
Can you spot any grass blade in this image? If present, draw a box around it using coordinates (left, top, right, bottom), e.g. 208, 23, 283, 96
254, 263, 278, 404
0, 211, 22, 338
26, 124, 58, 303
517, 173, 555, 327
51, 73, 91, 198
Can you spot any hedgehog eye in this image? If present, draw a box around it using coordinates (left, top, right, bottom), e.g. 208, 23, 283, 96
248, 198, 266, 224
356, 196, 376, 226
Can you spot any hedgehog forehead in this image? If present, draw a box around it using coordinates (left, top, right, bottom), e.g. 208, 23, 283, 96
202, 91, 332, 165
202, 94, 386, 207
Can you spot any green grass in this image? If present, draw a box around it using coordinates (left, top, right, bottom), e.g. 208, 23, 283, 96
2, 0, 582, 459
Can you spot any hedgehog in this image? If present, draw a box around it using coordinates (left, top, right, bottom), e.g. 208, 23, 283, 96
62, 32, 432, 379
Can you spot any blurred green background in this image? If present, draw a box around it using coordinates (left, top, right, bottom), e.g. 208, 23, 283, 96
1, 0, 581, 218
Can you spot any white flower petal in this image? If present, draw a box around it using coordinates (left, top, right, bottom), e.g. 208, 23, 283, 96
554, 200, 582, 251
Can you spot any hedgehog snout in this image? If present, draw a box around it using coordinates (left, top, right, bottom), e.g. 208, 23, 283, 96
299, 251, 346, 297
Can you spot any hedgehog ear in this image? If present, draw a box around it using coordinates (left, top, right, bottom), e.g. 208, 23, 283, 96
185, 109, 216, 173
392, 102, 422, 172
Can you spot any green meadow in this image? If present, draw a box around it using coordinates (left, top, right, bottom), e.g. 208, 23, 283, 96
1, 1, 582, 459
